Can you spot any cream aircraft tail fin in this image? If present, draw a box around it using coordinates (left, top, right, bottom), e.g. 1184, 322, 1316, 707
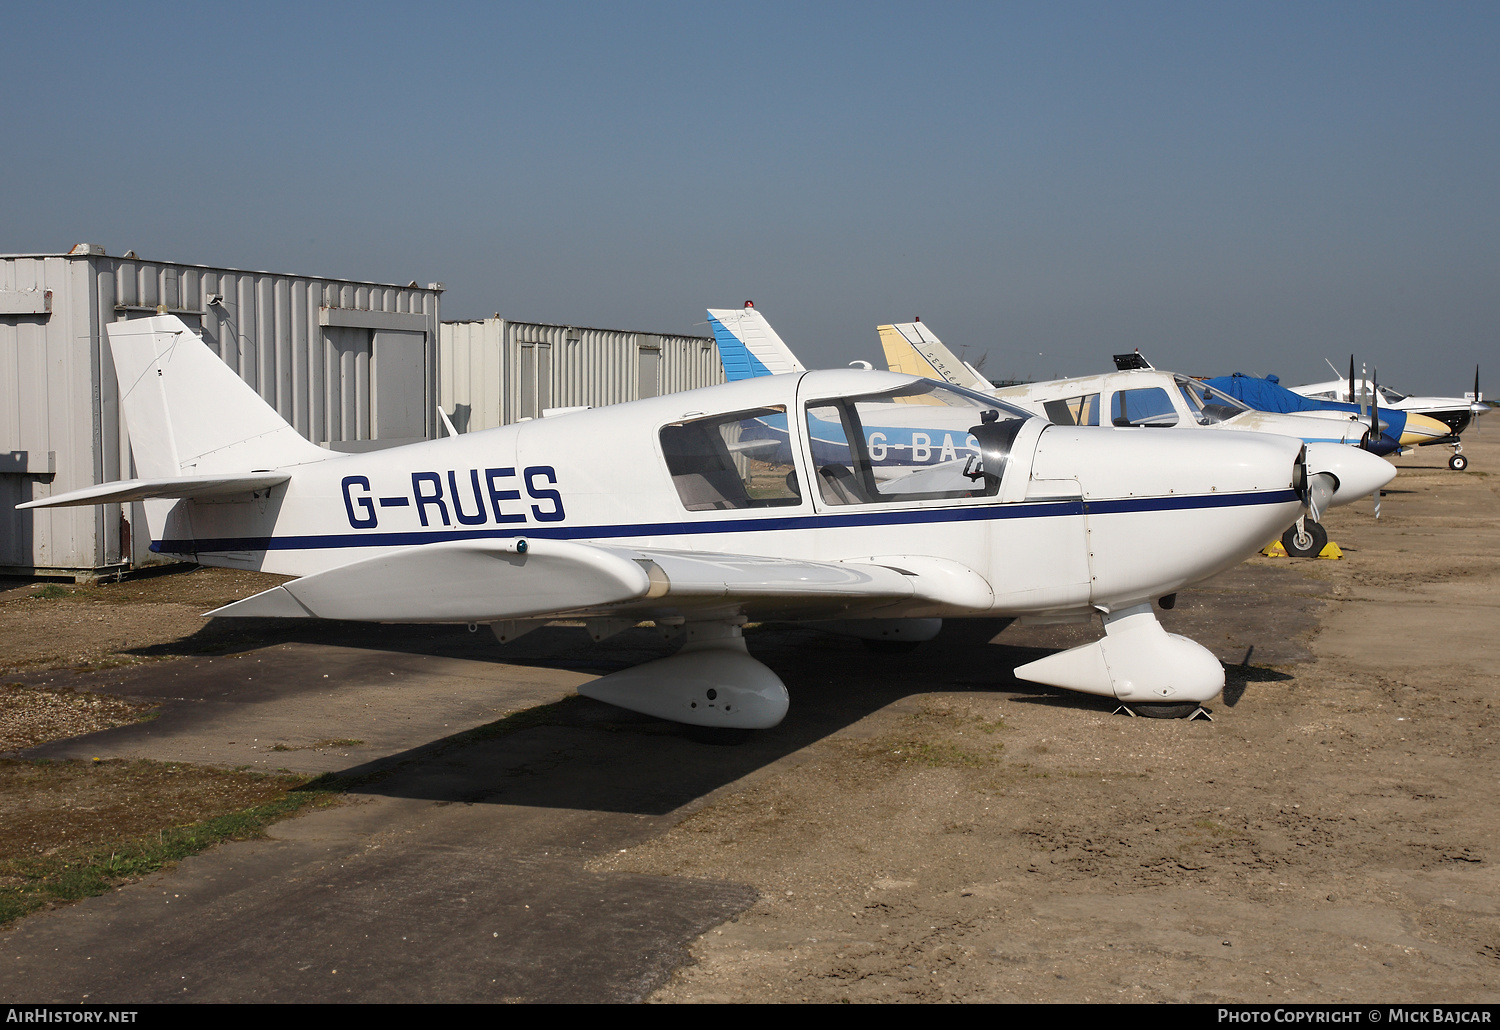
878, 322, 992, 391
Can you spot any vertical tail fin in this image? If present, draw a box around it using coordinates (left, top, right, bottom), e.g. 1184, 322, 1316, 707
877, 322, 992, 391
706, 305, 807, 381
106, 315, 329, 478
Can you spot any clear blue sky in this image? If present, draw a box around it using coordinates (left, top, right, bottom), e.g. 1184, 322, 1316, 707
5, 1, 1496, 393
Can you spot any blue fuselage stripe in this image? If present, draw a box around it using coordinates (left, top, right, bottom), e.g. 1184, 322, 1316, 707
150, 489, 1300, 555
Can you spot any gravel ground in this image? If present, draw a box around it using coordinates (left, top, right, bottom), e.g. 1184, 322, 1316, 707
0, 686, 156, 756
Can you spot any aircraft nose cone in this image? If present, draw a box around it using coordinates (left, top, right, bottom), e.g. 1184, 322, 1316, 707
1302, 443, 1397, 507
1399, 412, 1451, 445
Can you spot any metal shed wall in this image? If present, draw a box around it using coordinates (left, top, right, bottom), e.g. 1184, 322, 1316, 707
439, 317, 723, 432
1, 250, 442, 575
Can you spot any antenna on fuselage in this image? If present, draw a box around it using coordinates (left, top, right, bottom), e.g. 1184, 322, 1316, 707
1112, 349, 1153, 371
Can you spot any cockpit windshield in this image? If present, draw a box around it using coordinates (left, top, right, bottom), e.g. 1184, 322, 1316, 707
804, 381, 1032, 504
1176, 376, 1249, 425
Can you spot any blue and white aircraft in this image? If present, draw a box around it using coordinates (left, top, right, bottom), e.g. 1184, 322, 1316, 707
21, 315, 1326, 723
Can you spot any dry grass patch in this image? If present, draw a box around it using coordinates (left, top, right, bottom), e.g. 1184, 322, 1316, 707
0, 684, 156, 754
0, 758, 341, 927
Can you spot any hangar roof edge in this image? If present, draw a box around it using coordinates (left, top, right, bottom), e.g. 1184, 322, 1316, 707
0, 252, 444, 292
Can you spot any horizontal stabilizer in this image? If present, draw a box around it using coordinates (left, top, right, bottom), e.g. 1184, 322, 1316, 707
17, 472, 291, 510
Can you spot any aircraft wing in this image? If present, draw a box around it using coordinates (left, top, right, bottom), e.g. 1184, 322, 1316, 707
206, 538, 988, 623
16, 472, 291, 510
706, 307, 806, 380
878, 323, 992, 391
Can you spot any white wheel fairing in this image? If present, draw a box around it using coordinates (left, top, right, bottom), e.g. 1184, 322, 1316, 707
579, 644, 790, 728
1015, 604, 1225, 703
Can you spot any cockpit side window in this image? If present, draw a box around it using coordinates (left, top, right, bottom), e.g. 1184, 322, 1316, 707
1175, 376, 1248, 425
1111, 387, 1179, 427
660, 407, 801, 511
805, 381, 1027, 505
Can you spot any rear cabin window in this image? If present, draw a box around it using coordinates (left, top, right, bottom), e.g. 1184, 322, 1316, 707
660, 407, 801, 511
1041, 393, 1100, 426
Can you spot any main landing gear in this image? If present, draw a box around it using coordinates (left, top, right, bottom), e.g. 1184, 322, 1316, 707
1114, 701, 1212, 721
576, 620, 790, 729
1012, 603, 1224, 716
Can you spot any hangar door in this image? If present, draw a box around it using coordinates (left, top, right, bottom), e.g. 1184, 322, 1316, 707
372, 329, 426, 441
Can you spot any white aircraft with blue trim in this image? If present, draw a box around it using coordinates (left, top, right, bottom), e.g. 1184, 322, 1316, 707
873, 321, 1397, 557
21, 314, 1334, 724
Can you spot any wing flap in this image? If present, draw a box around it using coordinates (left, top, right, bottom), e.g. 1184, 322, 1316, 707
610, 548, 917, 602
17, 472, 292, 510
208, 538, 653, 622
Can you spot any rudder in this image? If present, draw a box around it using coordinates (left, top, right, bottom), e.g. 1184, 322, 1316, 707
106, 315, 329, 479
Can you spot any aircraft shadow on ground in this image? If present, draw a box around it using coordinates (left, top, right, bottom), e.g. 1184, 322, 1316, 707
290, 621, 1109, 817
112, 606, 1297, 817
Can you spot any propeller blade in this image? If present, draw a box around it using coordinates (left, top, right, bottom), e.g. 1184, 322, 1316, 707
1371, 367, 1381, 449
1349, 355, 1356, 407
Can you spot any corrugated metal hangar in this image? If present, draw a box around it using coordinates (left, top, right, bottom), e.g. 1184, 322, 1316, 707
1, 245, 729, 578
439, 317, 722, 431
0, 245, 444, 577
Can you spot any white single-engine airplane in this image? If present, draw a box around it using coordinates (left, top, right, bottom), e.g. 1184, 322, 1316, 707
22, 315, 1323, 724
870, 321, 1397, 557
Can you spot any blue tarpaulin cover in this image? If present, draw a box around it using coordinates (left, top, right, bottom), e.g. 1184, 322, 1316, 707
1205, 372, 1407, 440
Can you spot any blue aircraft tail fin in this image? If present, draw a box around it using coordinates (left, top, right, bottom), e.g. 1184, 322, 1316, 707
707, 305, 806, 381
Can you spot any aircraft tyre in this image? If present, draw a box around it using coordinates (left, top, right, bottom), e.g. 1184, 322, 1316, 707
1130, 702, 1201, 720
1450, 453, 1469, 471
684, 726, 754, 746
1281, 519, 1328, 558
863, 639, 922, 654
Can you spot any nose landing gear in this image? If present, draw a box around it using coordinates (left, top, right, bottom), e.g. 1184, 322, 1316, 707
1280, 517, 1329, 558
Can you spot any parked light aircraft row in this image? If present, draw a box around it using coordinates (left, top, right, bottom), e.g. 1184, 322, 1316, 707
714, 307, 1397, 559
14, 313, 1364, 727
1291, 362, 1485, 470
